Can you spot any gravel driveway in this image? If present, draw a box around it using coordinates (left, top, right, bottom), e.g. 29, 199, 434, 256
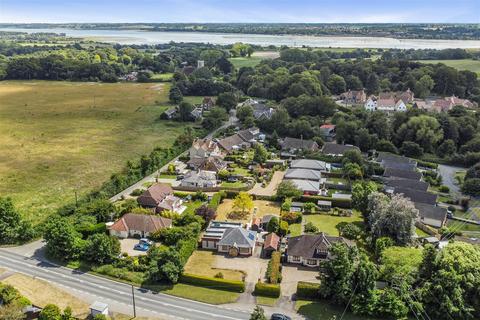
249, 171, 285, 197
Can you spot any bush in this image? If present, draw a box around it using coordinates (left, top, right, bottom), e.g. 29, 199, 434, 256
338, 223, 362, 240
304, 222, 318, 233
208, 191, 226, 210
254, 282, 281, 298
214, 272, 224, 279
296, 281, 321, 300
416, 159, 438, 169
438, 185, 450, 193
179, 273, 245, 292
130, 189, 144, 196
266, 252, 282, 284
281, 211, 302, 224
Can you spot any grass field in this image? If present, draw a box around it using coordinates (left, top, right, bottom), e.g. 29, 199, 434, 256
296, 300, 378, 320
0, 80, 192, 223
416, 59, 480, 75
184, 250, 245, 281
304, 211, 364, 236
2, 273, 90, 318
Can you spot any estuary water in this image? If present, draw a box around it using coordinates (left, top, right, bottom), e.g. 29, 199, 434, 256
1, 27, 480, 49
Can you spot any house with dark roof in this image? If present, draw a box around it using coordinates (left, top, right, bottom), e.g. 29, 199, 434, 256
217, 127, 260, 153
287, 233, 352, 267
321, 143, 359, 156
392, 187, 438, 206
161, 107, 178, 120
137, 183, 184, 214
290, 159, 330, 172
187, 157, 227, 173
384, 178, 429, 192
217, 227, 257, 256
284, 168, 324, 182
377, 152, 416, 165
290, 179, 320, 195
201, 220, 243, 249
280, 137, 319, 153
415, 203, 448, 228
108, 213, 172, 238
237, 99, 275, 120
181, 170, 217, 188
383, 167, 422, 181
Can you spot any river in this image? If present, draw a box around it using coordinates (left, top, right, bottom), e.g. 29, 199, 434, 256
1, 27, 480, 49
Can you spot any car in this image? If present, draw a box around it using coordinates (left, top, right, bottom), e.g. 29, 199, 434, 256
134, 243, 150, 251
139, 238, 153, 246
271, 314, 291, 320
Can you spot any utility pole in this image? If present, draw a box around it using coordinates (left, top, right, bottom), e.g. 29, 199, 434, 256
131, 285, 136, 318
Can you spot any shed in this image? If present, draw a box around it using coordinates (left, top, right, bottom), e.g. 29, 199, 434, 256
90, 301, 109, 317
263, 233, 280, 257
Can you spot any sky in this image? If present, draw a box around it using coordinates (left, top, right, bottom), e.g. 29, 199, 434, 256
0, 0, 479, 24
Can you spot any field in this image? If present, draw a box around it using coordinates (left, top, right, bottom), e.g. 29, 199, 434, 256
296, 300, 378, 320
229, 51, 280, 69
0, 81, 192, 223
1, 273, 90, 318
184, 250, 245, 281
416, 59, 480, 75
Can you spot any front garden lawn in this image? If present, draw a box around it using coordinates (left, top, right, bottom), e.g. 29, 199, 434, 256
184, 250, 245, 281
256, 296, 278, 306
296, 300, 379, 320
221, 181, 247, 188
215, 199, 281, 223
182, 200, 204, 215
304, 211, 364, 236
146, 283, 241, 305
288, 223, 302, 237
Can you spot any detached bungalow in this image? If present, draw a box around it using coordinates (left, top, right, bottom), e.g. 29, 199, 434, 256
287, 233, 352, 267
109, 213, 172, 238
321, 143, 359, 157
137, 183, 184, 214
217, 227, 257, 257
280, 137, 319, 154
181, 170, 217, 188
415, 202, 448, 228
290, 159, 330, 172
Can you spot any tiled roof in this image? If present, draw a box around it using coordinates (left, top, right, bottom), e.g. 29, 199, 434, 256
218, 227, 257, 248
264, 233, 280, 250
287, 233, 351, 259
281, 137, 318, 151
321, 143, 359, 156
394, 187, 437, 205
109, 213, 172, 233
415, 203, 447, 225
383, 167, 422, 181
137, 183, 173, 207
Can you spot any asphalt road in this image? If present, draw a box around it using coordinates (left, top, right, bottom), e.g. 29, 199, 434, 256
0, 249, 250, 320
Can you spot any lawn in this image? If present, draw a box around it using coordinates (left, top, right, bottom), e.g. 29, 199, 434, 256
215, 199, 281, 223
150, 72, 174, 82
182, 200, 204, 215
289, 223, 302, 237
1, 273, 90, 318
221, 181, 247, 188
183, 95, 206, 105
416, 59, 480, 76
416, 227, 430, 237
256, 296, 278, 306
304, 211, 364, 236
184, 250, 245, 281
296, 300, 379, 320
0, 80, 193, 223
150, 283, 240, 304
229, 56, 264, 69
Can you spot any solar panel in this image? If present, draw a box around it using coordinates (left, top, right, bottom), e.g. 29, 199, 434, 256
248, 233, 255, 241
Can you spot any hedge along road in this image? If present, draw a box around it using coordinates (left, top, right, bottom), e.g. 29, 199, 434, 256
0, 249, 250, 320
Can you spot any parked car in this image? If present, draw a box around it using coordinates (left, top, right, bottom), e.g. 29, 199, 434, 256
139, 238, 153, 246
271, 314, 291, 320
134, 243, 150, 251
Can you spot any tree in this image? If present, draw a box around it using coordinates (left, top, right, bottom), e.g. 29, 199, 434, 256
436, 139, 456, 158
342, 149, 364, 166
195, 205, 216, 225
169, 86, 183, 104
216, 92, 237, 111
396, 115, 443, 153
249, 306, 267, 320
327, 74, 347, 95
233, 192, 254, 214
414, 75, 435, 98
352, 181, 377, 217
178, 101, 194, 122
418, 242, 480, 320
400, 141, 424, 158
367, 193, 418, 245
0, 197, 33, 244
344, 163, 363, 180
278, 220, 289, 237
148, 247, 183, 283
77, 199, 115, 223
267, 216, 279, 233
39, 304, 62, 320
276, 181, 302, 199
366, 74, 379, 94
84, 233, 120, 265
338, 223, 362, 240
202, 107, 228, 130
462, 178, 480, 196
253, 143, 269, 164
236, 105, 254, 122
44, 217, 85, 261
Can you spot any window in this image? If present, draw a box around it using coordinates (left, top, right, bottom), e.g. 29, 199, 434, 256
221, 245, 229, 251
291, 256, 301, 262
239, 247, 250, 254
307, 259, 318, 266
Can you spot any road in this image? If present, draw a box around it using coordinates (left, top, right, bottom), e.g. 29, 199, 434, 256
437, 164, 464, 195
0, 249, 250, 320
110, 113, 238, 202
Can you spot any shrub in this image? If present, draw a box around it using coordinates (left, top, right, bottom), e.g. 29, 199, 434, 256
266, 252, 282, 284
254, 282, 280, 298
214, 272, 224, 279
338, 223, 362, 240
296, 281, 321, 300
304, 222, 318, 233
281, 211, 302, 224
438, 185, 450, 193
130, 189, 144, 196
179, 273, 245, 292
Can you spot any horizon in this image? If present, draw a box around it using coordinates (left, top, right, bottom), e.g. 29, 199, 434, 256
1, 0, 479, 24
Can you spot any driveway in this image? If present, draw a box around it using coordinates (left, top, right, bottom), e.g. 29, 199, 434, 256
213, 246, 268, 284
438, 164, 465, 195
249, 171, 285, 197
119, 238, 148, 257
281, 265, 320, 299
